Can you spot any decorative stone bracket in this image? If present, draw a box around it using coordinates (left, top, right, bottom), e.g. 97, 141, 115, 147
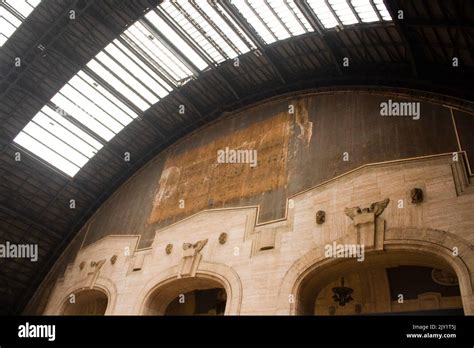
178, 239, 208, 278
344, 198, 389, 250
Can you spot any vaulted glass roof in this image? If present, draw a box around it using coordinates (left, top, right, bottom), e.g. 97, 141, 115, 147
13, 0, 392, 177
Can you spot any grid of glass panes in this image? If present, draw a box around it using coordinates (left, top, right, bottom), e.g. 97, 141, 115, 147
0, 0, 41, 47
12, 0, 393, 177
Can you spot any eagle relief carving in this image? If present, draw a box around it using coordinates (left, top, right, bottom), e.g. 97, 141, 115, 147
344, 198, 390, 221
178, 239, 208, 278
344, 198, 390, 249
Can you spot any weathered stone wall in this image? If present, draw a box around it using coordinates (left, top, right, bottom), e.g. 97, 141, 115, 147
42, 154, 474, 315
28, 90, 474, 315
80, 91, 471, 249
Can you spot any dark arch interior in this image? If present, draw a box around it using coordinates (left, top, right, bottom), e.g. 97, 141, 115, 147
61, 289, 108, 315
145, 277, 227, 316
297, 251, 464, 315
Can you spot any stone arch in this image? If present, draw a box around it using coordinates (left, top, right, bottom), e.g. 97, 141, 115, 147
47, 276, 118, 315
276, 228, 474, 315
134, 261, 242, 315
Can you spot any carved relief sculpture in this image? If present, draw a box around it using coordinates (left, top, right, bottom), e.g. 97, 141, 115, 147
316, 210, 326, 225
219, 233, 228, 245
411, 188, 424, 204
178, 239, 208, 278
87, 259, 106, 289
344, 198, 390, 249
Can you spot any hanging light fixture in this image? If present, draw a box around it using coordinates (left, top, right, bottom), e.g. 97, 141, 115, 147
332, 277, 354, 306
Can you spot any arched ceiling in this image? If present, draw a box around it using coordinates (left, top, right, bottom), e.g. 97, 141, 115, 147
0, 0, 473, 314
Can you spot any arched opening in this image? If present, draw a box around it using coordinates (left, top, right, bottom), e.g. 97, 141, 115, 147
61, 289, 108, 315
143, 277, 227, 315
297, 250, 464, 315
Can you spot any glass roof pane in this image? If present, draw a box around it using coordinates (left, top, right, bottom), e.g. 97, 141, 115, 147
307, 0, 340, 28
328, 0, 358, 25
60, 84, 124, 133
1, 0, 41, 47
144, 10, 208, 70
5, 0, 38, 17
103, 42, 170, 99
14, 132, 81, 177
159, 1, 225, 63
41, 105, 103, 150
373, 0, 392, 20
198, 1, 252, 55
285, 0, 313, 32
87, 59, 150, 111
112, 40, 173, 94
95, 52, 159, 106
177, 1, 239, 60
122, 23, 191, 84
70, 72, 137, 126
214, 1, 257, 50
31, 112, 97, 159
22, 122, 89, 167
247, 0, 291, 40
270, 0, 311, 35
350, 0, 379, 22
230, 0, 276, 44
51, 90, 117, 141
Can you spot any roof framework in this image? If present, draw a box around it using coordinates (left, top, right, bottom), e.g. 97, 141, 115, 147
0, 0, 473, 314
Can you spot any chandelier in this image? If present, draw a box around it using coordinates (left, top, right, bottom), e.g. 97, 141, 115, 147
332, 277, 354, 306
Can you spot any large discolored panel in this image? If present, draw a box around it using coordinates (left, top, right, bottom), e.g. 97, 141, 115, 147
148, 109, 291, 226
287, 93, 459, 194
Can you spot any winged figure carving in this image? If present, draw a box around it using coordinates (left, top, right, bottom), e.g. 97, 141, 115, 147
344, 198, 390, 220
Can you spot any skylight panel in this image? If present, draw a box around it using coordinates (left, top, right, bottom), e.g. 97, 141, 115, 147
112, 40, 173, 95
275, 0, 313, 35
0, 7, 21, 45
350, 0, 379, 22
103, 41, 171, 98
178, 1, 239, 60
144, 10, 208, 71
197, 1, 252, 55
306, 0, 339, 29
21, 121, 89, 167
1, 0, 41, 47
123, 23, 192, 84
14, 132, 81, 177
41, 105, 103, 151
29, 111, 98, 159
4, 0, 40, 17
247, 0, 291, 40
286, 1, 313, 30
87, 59, 150, 112
328, 0, 359, 25
94, 52, 159, 106
59, 84, 124, 134
230, 0, 276, 44
159, 1, 225, 63
372, 0, 392, 20
51, 90, 117, 141
212, 1, 257, 51
69, 72, 138, 126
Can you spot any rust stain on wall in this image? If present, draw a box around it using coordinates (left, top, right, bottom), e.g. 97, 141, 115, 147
295, 99, 313, 147
148, 111, 291, 225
